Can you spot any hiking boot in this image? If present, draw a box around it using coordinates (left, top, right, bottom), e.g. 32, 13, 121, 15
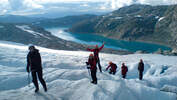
91, 81, 97, 84
94, 81, 97, 84
35, 88, 39, 93
44, 87, 47, 92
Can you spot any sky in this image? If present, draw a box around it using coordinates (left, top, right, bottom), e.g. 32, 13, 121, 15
0, 0, 177, 17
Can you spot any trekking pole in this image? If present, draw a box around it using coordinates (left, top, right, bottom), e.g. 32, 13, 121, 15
28, 72, 31, 87
86, 65, 91, 82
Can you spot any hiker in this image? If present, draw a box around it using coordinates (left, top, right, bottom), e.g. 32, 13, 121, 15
138, 59, 144, 80
26, 45, 47, 92
121, 63, 128, 79
87, 43, 104, 73
86, 54, 97, 84
106, 61, 117, 75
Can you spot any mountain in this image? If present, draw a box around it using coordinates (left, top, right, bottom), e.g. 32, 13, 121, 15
0, 42, 176, 100
0, 23, 86, 50
0, 14, 97, 28
69, 4, 177, 49
28, 11, 104, 18
32, 14, 97, 28
0, 15, 44, 23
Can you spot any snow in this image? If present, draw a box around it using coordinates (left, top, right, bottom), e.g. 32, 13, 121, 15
16, 25, 51, 40
158, 17, 165, 22
96, 18, 105, 28
155, 16, 159, 19
111, 17, 122, 20
135, 15, 142, 18
46, 27, 78, 41
109, 13, 113, 16
115, 17, 122, 19
0, 41, 176, 100
161, 85, 177, 94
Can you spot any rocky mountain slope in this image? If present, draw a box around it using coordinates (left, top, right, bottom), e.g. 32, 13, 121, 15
32, 14, 97, 28
0, 14, 96, 28
0, 15, 44, 23
0, 23, 86, 50
69, 4, 177, 48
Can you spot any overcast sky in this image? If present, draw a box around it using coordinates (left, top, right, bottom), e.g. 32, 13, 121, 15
0, 0, 177, 17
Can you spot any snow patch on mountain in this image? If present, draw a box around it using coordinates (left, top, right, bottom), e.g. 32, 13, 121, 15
135, 15, 142, 18
16, 25, 51, 40
46, 28, 78, 41
158, 17, 165, 21
155, 16, 159, 19
111, 17, 122, 20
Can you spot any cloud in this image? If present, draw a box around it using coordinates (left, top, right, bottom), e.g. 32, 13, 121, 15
0, 0, 10, 15
111, 0, 133, 9
102, 0, 177, 10
23, 0, 44, 9
138, 0, 177, 5
0, 0, 177, 16
0, 0, 44, 15
81, 3, 89, 7
8, 0, 24, 10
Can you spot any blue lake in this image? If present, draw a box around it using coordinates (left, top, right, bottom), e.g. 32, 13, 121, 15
46, 27, 171, 53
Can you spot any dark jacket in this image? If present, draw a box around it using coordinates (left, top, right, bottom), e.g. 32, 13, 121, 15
138, 62, 144, 72
87, 56, 97, 70
106, 63, 117, 72
87, 44, 104, 59
121, 65, 128, 75
27, 49, 42, 72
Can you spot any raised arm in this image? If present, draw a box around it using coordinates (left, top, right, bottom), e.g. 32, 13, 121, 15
87, 48, 94, 52
99, 44, 104, 51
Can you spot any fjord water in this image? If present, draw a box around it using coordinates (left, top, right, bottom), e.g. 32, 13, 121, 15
46, 27, 171, 52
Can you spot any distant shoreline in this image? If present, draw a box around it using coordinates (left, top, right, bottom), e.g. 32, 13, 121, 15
46, 27, 171, 53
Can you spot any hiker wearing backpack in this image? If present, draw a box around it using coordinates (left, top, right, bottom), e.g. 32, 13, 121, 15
106, 61, 117, 75
138, 59, 144, 80
121, 63, 128, 79
87, 43, 104, 73
86, 54, 97, 84
26, 45, 47, 92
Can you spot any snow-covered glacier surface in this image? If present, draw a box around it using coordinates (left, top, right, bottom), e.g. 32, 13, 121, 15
0, 41, 176, 100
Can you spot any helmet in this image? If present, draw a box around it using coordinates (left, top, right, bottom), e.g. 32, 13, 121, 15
109, 61, 112, 64
89, 54, 93, 57
89, 54, 94, 59
28, 44, 35, 50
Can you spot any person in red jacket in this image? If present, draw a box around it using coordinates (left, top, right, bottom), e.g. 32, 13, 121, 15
106, 61, 117, 75
86, 54, 97, 84
121, 63, 128, 79
87, 43, 104, 73
138, 59, 144, 80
